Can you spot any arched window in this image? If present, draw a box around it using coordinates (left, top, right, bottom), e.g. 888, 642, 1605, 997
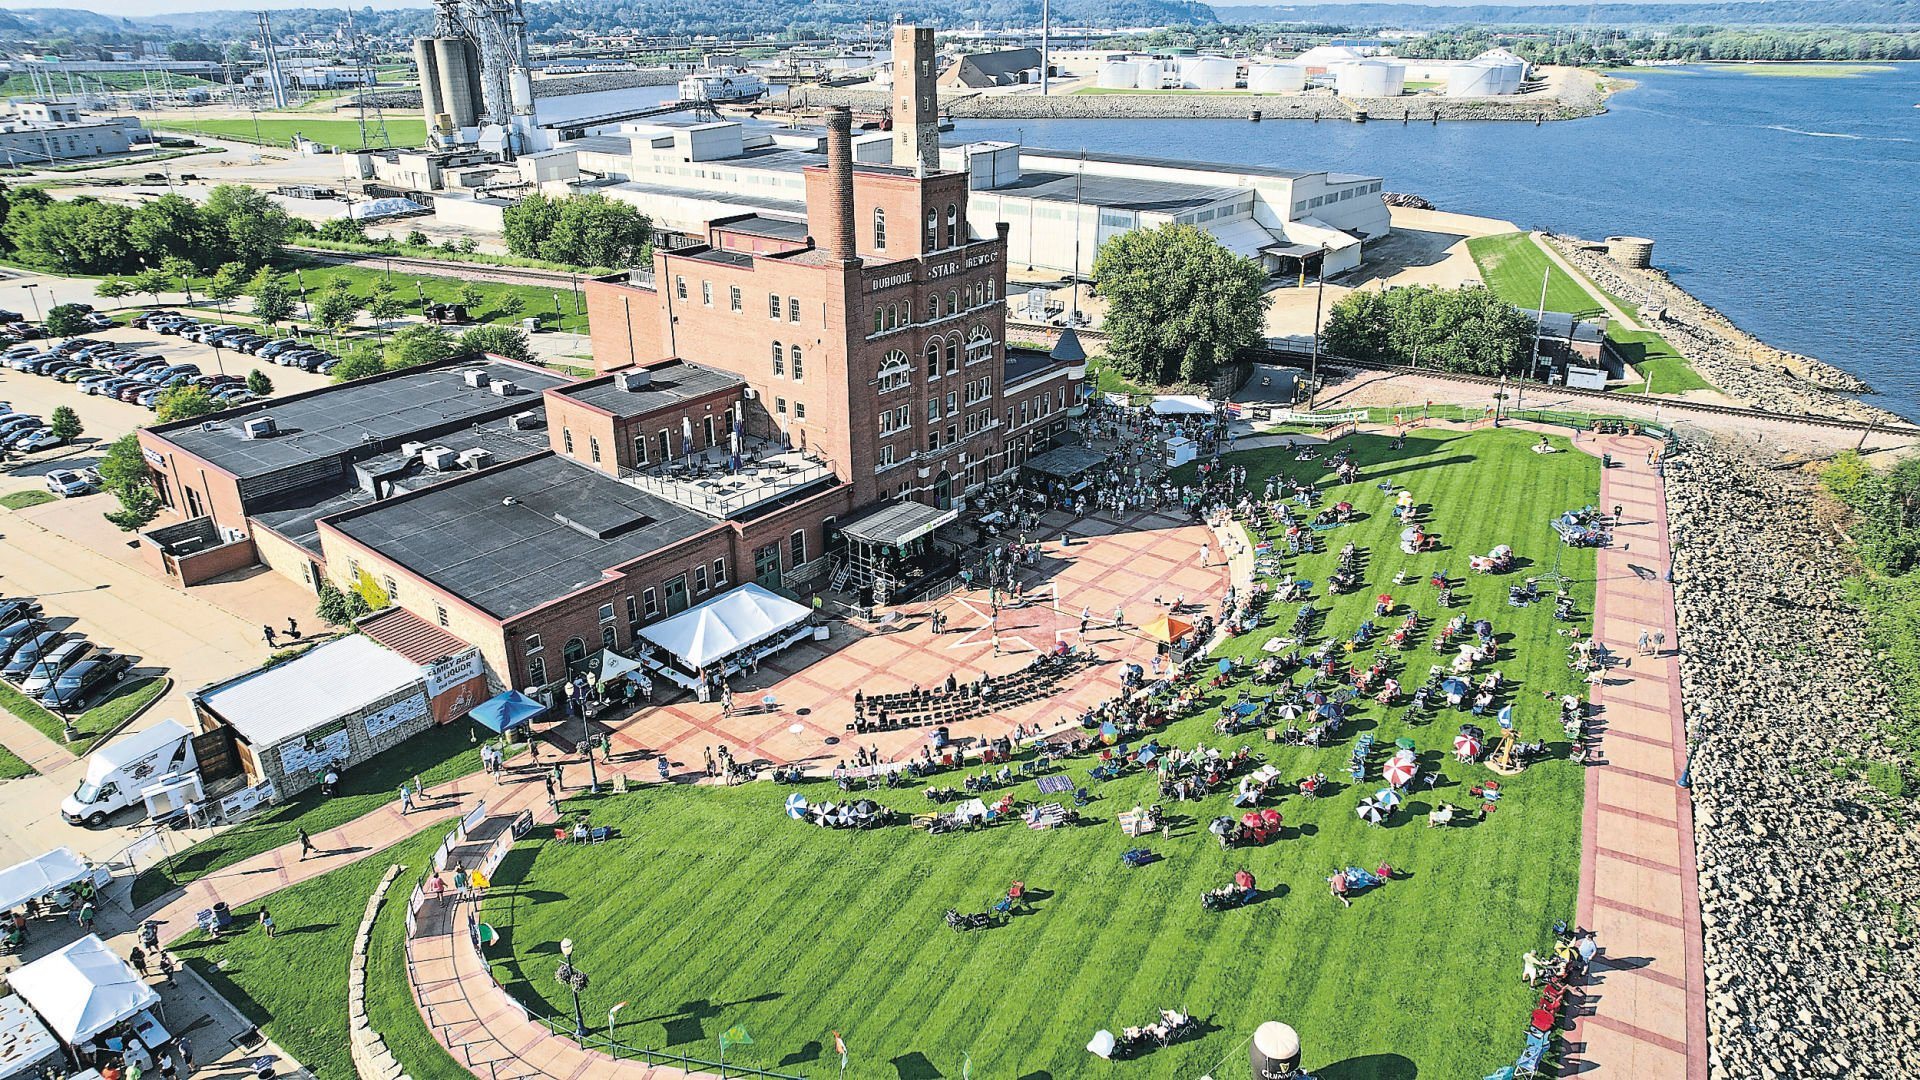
873, 307, 884, 335
771, 340, 785, 375
563, 637, 587, 668
879, 349, 910, 393
948, 289, 959, 315
945, 203, 958, 248
790, 344, 803, 381
600, 625, 617, 650
925, 340, 942, 379
944, 336, 960, 373
885, 304, 898, 331
926, 209, 939, 250
968, 323, 993, 358
928, 293, 941, 319
902, 298, 912, 324
873, 206, 887, 250
986, 279, 996, 302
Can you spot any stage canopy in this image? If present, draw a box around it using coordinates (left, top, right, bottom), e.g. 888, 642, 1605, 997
8, 935, 160, 1045
636, 583, 812, 670
1150, 395, 1215, 416
1023, 444, 1107, 482
839, 501, 957, 547
0, 848, 96, 913
469, 690, 546, 733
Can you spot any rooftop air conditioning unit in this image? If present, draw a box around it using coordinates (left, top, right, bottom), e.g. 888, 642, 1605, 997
509, 411, 541, 430
461, 369, 490, 389
401, 441, 428, 458
742, 386, 758, 400
458, 448, 495, 470
615, 369, 652, 391
489, 380, 519, 397
421, 446, 459, 471
242, 417, 278, 440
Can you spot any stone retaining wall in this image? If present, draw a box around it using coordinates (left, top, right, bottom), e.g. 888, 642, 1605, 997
349, 864, 409, 1080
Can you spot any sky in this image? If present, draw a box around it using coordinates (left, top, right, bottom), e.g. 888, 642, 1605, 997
0, 0, 434, 14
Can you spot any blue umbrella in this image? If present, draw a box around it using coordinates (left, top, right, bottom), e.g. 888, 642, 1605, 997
1316, 702, 1343, 720
1441, 677, 1470, 697
785, 793, 809, 819
1375, 788, 1403, 810
1304, 690, 1329, 706
1217, 658, 1233, 674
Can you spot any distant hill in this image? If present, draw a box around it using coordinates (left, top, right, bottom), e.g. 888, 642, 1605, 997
1215, 1, 1920, 27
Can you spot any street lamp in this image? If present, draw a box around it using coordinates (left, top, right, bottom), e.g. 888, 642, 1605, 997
21, 283, 41, 325
556, 938, 590, 1040
1306, 243, 1331, 409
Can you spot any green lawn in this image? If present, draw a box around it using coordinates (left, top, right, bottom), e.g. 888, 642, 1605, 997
157, 116, 428, 151
0, 675, 167, 757
1606, 328, 1713, 395
479, 428, 1596, 1080
177, 823, 454, 1080
0, 742, 34, 779
280, 257, 591, 334
132, 721, 503, 908
1467, 232, 1605, 320
0, 490, 57, 509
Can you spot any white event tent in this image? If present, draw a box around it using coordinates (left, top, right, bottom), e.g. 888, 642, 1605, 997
7, 935, 161, 1045
0, 848, 102, 912
636, 583, 813, 671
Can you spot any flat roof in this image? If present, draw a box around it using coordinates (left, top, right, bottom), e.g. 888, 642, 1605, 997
842, 500, 957, 545
1005, 345, 1069, 386
152, 358, 569, 481
559, 361, 744, 421
610, 178, 806, 215
200, 634, 423, 747
717, 214, 809, 241
326, 454, 720, 620
992, 169, 1242, 214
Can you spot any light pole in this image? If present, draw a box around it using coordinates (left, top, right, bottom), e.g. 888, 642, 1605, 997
556, 938, 589, 1041
1306, 243, 1330, 409
22, 283, 41, 326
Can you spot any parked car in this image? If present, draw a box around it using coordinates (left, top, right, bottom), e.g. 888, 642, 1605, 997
228, 335, 270, 353
3, 630, 71, 680
3, 344, 38, 360
136, 388, 164, 408
11, 429, 64, 453
258, 339, 304, 360
0, 415, 42, 437
76, 373, 118, 393
315, 356, 345, 376
57, 365, 101, 384
38, 652, 132, 709
210, 388, 256, 405
45, 470, 92, 496
0, 619, 46, 665
0, 310, 19, 324
17, 639, 97, 697
130, 311, 177, 329
116, 384, 149, 403
119, 359, 167, 379
80, 312, 116, 329
0, 599, 43, 626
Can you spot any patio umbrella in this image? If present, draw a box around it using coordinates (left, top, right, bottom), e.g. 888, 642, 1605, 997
1218, 658, 1234, 675
1099, 721, 1120, 745
1209, 816, 1233, 837
1441, 677, 1469, 697
1140, 614, 1193, 644
1316, 703, 1343, 720
785, 793, 809, 819
1260, 808, 1281, 828
852, 799, 879, 816
1242, 811, 1263, 828
1382, 757, 1417, 788
1375, 788, 1403, 810
1303, 690, 1328, 706
1277, 702, 1304, 719
1395, 737, 1417, 751
1454, 733, 1481, 760
1356, 797, 1386, 825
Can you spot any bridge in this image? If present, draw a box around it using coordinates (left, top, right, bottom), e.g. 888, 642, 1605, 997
544, 98, 704, 140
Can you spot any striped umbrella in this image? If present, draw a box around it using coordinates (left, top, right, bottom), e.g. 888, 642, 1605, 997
785, 794, 809, 819
1454, 733, 1482, 761
1382, 756, 1417, 788
1356, 796, 1386, 825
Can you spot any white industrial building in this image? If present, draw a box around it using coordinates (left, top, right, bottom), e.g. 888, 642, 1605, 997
0, 101, 141, 164
1401, 50, 1531, 97
512, 116, 1389, 279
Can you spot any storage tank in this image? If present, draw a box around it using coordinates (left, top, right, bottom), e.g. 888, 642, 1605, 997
433, 37, 483, 130
1134, 60, 1165, 90
1099, 61, 1140, 89
1246, 64, 1307, 93
1446, 62, 1500, 97
1335, 60, 1405, 97
1495, 59, 1527, 94
1182, 56, 1237, 90
414, 38, 444, 131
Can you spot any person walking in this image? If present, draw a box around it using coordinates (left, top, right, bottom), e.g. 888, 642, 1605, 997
413, 773, 426, 799
703, 747, 715, 777
542, 772, 557, 803
158, 952, 176, 986
285, 616, 300, 640
176, 1036, 192, 1072
258, 908, 275, 938
398, 783, 414, 815
1637, 629, 1652, 656
296, 827, 315, 860
262, 624, 278, 649
129, 946, 148, 976
656, 754, 670, 782
157, 1053, 176, 1080
1079, 606, 1090, 635
1198, 542, 1210, 567
78, 900, 95, 932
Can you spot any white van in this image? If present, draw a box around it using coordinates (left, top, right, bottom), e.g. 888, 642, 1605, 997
61, 719, 197, 827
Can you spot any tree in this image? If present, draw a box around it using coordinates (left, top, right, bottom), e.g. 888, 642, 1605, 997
1322, 284, 1532, 376
316, 217, 365, 243
456, 283, 485, 313
202, 184, 292, 270
103, 484, 162, 531
1091, 223, 1271, 387
47, 406, 81, 443
502, 192, 561, 261
497, 293, 525, 320
45, 304, 91, 339
246, 368, 274, 396
207, 262, 249, 315
546, 194, 651, 268
161, 256, 199, 308
95, 278, 133, 303
405, 229, 430, 247
97, 433, 149, 494
367, 290, 407, 339
383, 324, 454, 370
249, 269, 296, 327
129, 269, 171, 306
457, 323, 535, 363
314, 280, 362, 333
155, 385, 219, 422
316, 579, 371, 625
329, 345, 386, 383
129, 193, 213, 267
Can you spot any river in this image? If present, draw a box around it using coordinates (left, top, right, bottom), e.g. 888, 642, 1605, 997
958, 65, 1920, 418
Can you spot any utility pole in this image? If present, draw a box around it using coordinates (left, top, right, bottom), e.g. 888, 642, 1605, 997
1307, 243, 1329, 408
1531, 266, 1549, 380
1040, 0, 1051, 96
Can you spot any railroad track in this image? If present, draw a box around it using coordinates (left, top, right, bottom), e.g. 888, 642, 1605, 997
287, 246, 587, 289
1296, 352, 1920, 437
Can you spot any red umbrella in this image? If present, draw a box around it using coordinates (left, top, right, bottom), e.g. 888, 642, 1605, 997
1241, 812, 1263, 828
1259, 808, 1282, 827
1382, 756, 1417, 788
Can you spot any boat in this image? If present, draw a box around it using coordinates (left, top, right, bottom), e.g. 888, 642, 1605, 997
677, 68, 770, 105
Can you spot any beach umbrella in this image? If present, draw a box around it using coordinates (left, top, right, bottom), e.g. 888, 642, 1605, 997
1474, 619, 1493, 638
1277, 702, 1303, 719
1336, 501, 1352, 513
1218, 658, 1234, 675
1242, 811, 1263, 828
1099, 721, 1120, 745
1376, 788, 1403, 810
1316, 702, 1343, 720
1141, 614, 1193, 644
1454, 733, 1482, 760
1397, 490, 1414, 505
1303, 690, 1328, 706
1260, 808, 1282, 828
1382, 757, 1417, 788
1395, 737, 1417, 751
785, 793, 809, 819
853, 799, 879, 816
1376, 594, 1393, 606
1460, 724, 1485, 740
1209, 816, 1233, 837
1492, 544, 1513, 559
1356, 797, 1386, 825
1441, 677, 1469, 697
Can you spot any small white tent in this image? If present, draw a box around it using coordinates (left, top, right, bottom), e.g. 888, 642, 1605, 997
1150, 395, 1215, 416
0, 848, 105, 912
0, 995, 60, 1080
8, 935, 161, 1045
635, 583, 813, 670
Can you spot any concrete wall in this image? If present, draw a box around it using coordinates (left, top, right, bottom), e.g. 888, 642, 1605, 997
251, 682, 432, 797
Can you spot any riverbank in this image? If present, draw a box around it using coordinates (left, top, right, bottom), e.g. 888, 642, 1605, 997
1544, 235, 1899, 424
790, 66, 1613, 122
1666, 437, 1918, 1080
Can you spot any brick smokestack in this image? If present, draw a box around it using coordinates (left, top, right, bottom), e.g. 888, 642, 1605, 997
823, 105, 857, 265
